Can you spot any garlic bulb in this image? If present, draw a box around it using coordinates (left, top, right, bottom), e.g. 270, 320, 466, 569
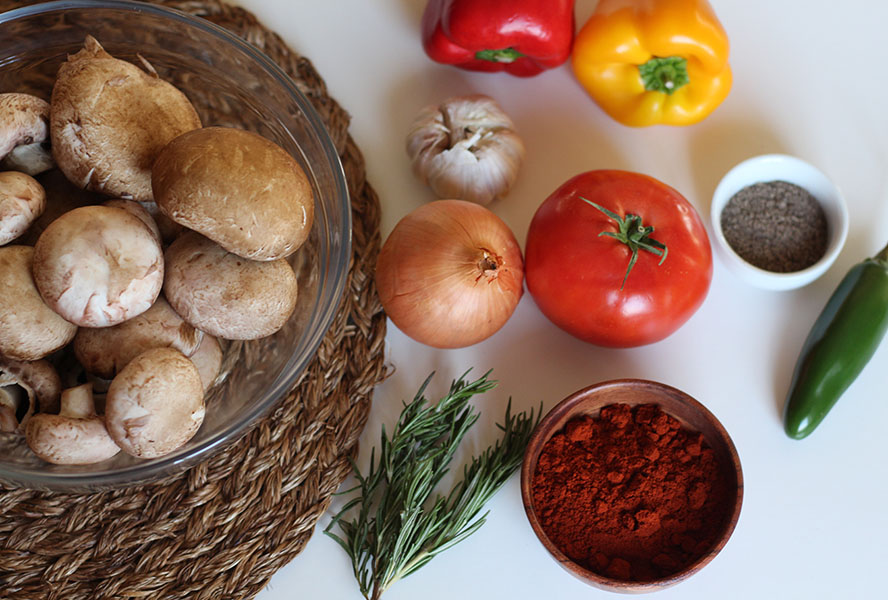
406, 95, 525, 205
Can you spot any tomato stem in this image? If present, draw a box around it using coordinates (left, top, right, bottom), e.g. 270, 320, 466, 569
582, 198, 668, 289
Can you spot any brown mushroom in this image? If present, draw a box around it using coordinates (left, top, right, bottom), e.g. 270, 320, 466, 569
25, 383, 120, 465
0, 356, 61, 434
152, 126, 314, 261
51, 36, 201, 201
0, 92, 54, 176
105, 347, 204, 458
0, 171, 45, 245
0, 245, 77, 360
163, 231, 298, 340
73, 294, 202, 379
32, 205, 164, 327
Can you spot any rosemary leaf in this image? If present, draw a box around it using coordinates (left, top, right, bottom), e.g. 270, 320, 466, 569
325, 370, 540, 600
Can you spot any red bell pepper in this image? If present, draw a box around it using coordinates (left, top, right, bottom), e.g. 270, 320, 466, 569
421, 0, 575, 77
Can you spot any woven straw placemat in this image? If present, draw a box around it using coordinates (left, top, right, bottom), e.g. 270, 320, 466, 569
0, 1, 388, 598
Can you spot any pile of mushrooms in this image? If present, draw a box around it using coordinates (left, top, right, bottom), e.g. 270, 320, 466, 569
0, 36, 314, 465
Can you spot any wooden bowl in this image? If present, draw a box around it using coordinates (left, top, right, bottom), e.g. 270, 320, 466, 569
520, 379, 743, 593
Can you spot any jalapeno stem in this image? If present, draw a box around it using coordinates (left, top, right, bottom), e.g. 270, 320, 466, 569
873, 240, 888, 267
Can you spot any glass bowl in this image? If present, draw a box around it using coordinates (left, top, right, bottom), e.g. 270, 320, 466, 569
0, 0, 351, 490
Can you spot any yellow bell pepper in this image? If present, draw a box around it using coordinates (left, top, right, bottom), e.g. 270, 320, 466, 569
572, 0, 732, 127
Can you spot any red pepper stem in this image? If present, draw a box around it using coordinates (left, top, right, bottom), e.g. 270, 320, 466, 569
582, 198, 668, 289
475, 48, 525, 63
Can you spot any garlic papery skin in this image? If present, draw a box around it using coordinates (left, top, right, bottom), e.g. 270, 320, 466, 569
406, 95, 525, 205
376, 200, 524, 348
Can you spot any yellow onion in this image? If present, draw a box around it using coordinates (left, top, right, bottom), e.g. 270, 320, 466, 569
376, 200, 524, 348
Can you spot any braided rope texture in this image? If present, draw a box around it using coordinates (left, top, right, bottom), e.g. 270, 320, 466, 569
0, 1, 388, 597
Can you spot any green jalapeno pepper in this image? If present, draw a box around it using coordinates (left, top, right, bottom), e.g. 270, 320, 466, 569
784, 242, 888, 439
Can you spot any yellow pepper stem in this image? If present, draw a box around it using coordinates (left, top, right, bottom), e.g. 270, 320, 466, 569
638, 56, 689, 95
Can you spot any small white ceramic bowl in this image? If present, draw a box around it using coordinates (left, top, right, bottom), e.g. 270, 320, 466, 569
711, 154, 849, 291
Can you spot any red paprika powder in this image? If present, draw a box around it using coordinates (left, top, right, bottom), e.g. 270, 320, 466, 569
531, 403, 731, 581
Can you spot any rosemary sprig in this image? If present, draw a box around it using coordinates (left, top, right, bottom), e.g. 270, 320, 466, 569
325, 370, 540, 600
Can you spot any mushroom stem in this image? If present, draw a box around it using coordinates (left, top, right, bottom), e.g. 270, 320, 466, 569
1, 142, 54, 176
0, 404, 17, 432
0, 381, 28, 413
0, 92, 51, 166
0, 369, 36, 433
0, 356, 62, 417
0, 374, 26, 398
24, 383, 120, 465
59, 383, 96, 418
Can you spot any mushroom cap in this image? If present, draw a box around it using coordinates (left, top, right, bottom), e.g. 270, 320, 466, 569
0, 245, 77, 360
0, 355, 62, 417
152, 126, 314, 261
32, 204, 164, 327
163, 231, 298, 340
103, 198, 162, 243
105, 347, 204, 459
0, 171, 46, 245
0, 93, 49, 160
73, 294, 202, 379
189, 333, 223, 392
50, 36, 201, 202
24, 383, 120, 465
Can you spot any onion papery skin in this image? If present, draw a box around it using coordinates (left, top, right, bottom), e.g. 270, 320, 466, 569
376, 200, 524, 348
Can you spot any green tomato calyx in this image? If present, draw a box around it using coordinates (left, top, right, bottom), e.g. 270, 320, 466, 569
582, 198, 668, 290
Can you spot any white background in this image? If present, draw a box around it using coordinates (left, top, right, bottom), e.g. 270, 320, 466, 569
229, 1, 888, 598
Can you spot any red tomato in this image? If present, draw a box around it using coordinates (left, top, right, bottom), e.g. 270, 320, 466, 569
525, 170, 712, 347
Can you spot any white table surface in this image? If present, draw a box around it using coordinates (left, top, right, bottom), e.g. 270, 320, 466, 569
231, 1, 888, 598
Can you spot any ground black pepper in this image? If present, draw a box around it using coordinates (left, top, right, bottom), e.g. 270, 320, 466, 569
720, 181, 828, 273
